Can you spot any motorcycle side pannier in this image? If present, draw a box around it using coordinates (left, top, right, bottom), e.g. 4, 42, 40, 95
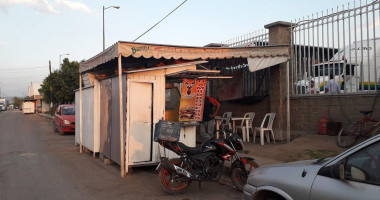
154, 120, 181, 142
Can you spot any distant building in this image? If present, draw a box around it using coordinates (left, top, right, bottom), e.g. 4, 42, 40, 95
27, 82, 43, 99
0, 98, 6, 109
23, 82, 49, 113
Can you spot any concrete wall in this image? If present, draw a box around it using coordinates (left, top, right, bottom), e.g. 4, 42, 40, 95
290, 94, 380, 133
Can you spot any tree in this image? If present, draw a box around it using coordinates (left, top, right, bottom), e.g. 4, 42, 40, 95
12, 97, 23, 107
39, 58, 79, 105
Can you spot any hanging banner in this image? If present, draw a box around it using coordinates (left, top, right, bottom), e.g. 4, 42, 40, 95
178, 79, 207, 122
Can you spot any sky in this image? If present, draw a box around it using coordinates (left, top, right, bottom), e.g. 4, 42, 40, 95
0, 0, 350, 97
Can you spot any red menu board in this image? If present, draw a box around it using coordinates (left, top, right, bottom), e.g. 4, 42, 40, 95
178, 79, 207, 122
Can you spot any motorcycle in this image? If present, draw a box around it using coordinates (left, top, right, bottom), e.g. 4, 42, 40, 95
155, 123, 259, 195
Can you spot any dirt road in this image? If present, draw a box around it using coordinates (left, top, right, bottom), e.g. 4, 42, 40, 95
246, 133, 347, 163
0, 111, 242, 200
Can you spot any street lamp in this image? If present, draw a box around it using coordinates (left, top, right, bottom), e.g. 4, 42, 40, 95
103, 5, 120, 51
59, 53, 70, 67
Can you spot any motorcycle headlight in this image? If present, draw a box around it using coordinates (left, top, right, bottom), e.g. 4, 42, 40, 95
64, 120, 70, 125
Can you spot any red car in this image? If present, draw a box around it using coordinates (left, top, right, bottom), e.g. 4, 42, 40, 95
54, 104, 75, 135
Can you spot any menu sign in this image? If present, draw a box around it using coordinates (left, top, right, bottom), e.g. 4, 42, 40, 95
178, 79, 207, 122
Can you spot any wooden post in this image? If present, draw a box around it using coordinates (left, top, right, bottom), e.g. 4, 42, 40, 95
118, 54, 126, 177
286, 62, 290, 142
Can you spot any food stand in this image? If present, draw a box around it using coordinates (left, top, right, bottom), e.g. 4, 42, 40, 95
77, 41, 289, 176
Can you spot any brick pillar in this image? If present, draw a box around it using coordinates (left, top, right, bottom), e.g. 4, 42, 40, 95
264, 21, 292, 141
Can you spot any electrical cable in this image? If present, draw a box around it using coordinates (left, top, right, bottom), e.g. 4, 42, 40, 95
327, 92, 332, 120
336, 91, 380, 123
0, 66, 48, 71
369, 91, 380, 117
0, 69, 47, 74
337, 92, 353, 123
133, 0, 188, 42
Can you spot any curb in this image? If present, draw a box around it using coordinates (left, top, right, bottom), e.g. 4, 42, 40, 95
36, 113, 54, 119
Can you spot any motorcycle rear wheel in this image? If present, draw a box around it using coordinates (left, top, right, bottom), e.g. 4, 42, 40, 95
159, 158, 191, 195
231, 159, 259, 191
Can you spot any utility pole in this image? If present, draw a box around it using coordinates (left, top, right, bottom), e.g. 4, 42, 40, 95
103, 5, 105, 51
103, 5, 120, 50
49, 60, 53, 108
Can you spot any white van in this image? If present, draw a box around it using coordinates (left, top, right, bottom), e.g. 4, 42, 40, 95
297, 38, 380, 94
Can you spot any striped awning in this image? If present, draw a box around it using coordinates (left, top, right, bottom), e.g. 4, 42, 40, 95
247, 56, 289, 72
79, 41, 290, 73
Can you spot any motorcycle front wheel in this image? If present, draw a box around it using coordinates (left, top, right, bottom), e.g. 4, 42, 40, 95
159, 158, 191, 195
231, 158, 259, 191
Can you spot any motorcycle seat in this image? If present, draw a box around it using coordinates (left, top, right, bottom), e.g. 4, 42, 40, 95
177, 142, 203, 155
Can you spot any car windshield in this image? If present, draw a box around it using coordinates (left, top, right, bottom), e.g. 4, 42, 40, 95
314, 63, 343, 76
62, 107, 75, 115
313, 63, 356, 77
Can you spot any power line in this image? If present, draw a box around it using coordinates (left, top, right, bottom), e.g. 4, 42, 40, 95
133, 0, 188, 42
0, 66, 48, 71
0, 73, 48, 80
0, 69, 47, 73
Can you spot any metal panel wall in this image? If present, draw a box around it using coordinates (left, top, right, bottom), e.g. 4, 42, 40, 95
111, 76, 121, 164
98, 75, 126, 165
82, 87, 94, 151
75, 87, 98, 152
75, 91, 79, 144
99, 79, 112, 157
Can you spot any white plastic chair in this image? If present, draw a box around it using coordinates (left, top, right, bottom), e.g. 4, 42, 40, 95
253, 113, 276, 145
220, 112, 232, 131
235, 112, 255, 142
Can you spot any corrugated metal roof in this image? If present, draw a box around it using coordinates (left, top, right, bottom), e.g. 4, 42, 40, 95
79, 41, 290, 73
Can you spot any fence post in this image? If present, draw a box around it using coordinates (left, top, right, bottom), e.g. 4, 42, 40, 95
264, 21, 292, 142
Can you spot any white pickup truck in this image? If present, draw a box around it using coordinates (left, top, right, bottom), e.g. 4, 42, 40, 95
297, 38, 380, 94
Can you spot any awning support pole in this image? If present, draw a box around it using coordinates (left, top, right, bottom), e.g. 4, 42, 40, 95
118, 54, 126, 177
79, 73, 83, 153
286, 61, 291, 142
